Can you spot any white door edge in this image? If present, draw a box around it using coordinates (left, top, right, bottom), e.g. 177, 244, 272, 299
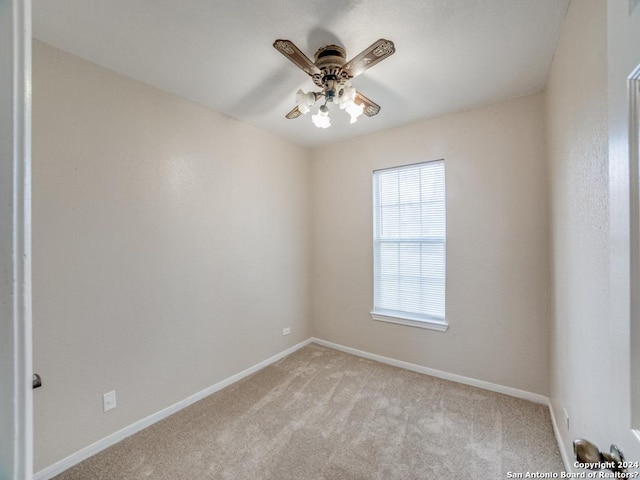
0, 0, 33, 479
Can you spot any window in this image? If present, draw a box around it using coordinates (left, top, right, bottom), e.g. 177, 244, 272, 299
371, 160, 447, 331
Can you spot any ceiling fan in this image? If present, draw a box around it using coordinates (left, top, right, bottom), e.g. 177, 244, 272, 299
273, 38, 395, 128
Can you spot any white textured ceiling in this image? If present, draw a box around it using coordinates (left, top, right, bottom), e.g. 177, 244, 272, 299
32, 0, 570, 149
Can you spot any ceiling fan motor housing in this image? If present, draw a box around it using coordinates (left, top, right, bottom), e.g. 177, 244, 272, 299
313, 44, 352, 101
314, 44, 346, 68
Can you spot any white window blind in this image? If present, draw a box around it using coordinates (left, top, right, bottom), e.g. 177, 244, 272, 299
372, 160, 446, 329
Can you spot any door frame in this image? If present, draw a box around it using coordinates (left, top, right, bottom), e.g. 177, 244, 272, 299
608, 0, 640, 468
0, 0, 33, 479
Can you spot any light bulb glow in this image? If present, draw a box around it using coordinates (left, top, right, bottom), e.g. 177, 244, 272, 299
345, 101, 364, 124
311, 105, 331, 128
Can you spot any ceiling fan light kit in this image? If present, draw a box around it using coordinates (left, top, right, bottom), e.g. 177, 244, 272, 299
274, 38, 395, 129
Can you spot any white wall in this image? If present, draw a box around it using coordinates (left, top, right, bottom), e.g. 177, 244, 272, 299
545, 0, 640, 467
310, 93, 551, 396
544, 0, 608, 444
31, 41, 311, 471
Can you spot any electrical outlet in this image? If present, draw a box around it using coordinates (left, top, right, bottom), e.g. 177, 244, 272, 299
282, 327, 291, 336
103, 390, 117, 412
563, 408, 570, 431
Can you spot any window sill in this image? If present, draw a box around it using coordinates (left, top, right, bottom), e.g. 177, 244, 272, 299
370, 311, 449, 332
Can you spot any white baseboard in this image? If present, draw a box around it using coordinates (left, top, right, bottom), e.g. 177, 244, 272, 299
37, 336, 557, 479
311, 337, 550, 405
34, 338, 313, 480
548, 401, 574, 473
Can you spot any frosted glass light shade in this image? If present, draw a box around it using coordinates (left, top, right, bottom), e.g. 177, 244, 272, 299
312, 105, 331, 128
296, 89, 316, 114
345, 101, 364, 123
337, 83, 357, 109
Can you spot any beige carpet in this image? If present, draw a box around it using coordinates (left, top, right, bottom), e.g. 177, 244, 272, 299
53, 344, 563, 479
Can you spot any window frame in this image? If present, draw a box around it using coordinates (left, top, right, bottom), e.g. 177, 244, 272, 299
370, 159, 448, 332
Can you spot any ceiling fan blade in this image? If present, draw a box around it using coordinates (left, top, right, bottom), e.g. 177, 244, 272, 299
354, 91, 381, 117
344, 39, 395, 78
285, 106, 303, 119
273, 39, 321, 77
